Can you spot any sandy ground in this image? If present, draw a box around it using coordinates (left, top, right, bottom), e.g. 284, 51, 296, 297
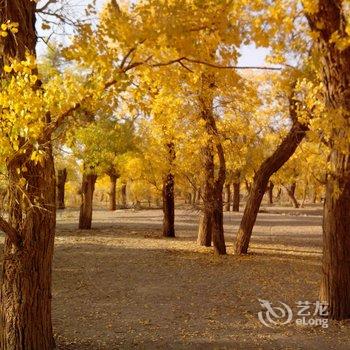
3, 205, 350, 349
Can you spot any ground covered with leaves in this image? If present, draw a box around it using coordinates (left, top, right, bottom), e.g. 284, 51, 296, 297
10, 207, 350, 349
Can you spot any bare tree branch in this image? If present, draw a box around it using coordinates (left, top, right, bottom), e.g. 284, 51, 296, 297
0, 217, 22, 248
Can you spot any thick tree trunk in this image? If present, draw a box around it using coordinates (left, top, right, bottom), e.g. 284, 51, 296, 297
198, 212, 212, 246
320, 155, 350, 319
1, 149, 56, 350
306, 1, 350, 320
162, 142, 176, 237
57, 168, 67, 210
225, 184, 231, 211
235, 98, 308, 255
268, 181, 274, 205
79, 172, 97, 229
0, 2, 57, 349
108, 174, 118, 211
121, 184, 127, 209
232, 182, 240, 212
286, 183, 300, 208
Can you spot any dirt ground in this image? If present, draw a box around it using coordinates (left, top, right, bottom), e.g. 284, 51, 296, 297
4, 205, 350, 349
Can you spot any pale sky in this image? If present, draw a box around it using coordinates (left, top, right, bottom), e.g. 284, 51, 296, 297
36, 0, 268, 66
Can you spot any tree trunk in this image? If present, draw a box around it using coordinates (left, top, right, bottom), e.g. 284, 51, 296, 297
162, 173, 175, 237
79, 172, 97, 229
108, 174, 118, 211
235, 97, 308, 255
232, 182, 240, 212
286, 183, 300, 208
198, 212, 212, 246
162, 142, 175, 237
57, 168, 67, 210
197, 74, 226, 254
320, 157, 350, 319
268, 181, 274, 205
121, 184, 127, 209
244, 179, 251, 195
306, 1, 350, 320
225, 184, 231, 211
197, 142, 214, 247
1, 149, 56, 350
0, 2, 57, 349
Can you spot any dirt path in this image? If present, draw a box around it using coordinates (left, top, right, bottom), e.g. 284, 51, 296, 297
0, 206, 346, 349
48, 207, 350, 349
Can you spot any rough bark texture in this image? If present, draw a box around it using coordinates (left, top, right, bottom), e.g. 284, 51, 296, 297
235, 97, 308, 255
306, 1, 350, 320
79, 172, 97, 230
197, 74, 226, 254
162, 142, 175, 237
224, 184, 231, 212
0, 2, 57, 349
57, 168, 67, 210
108, 174, 118, 211
232, 182, 240, 212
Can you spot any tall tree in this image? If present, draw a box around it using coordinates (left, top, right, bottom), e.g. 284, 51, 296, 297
0, 2, 56, 348
304, 0, 350, 320
235, 83, 309, 254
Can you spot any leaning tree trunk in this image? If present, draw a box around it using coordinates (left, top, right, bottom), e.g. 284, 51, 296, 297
162, 142, 175, 237
225, 184, 231, 211
235, 97, 309, 255
57, 168, 67, 209
0, 1, 57, 349
232, 182, 240, 212
79, 172, 97, 229
306, 1, 350, 320
108, 174, 118, 211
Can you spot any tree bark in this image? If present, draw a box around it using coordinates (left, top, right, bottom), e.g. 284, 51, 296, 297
162, 142, 175, 237
197, 74, 226, 254
225, 184, 231, 211
79, 172, 97, 229
197, 141, 214, 247
235, 97, 308, 255
57, 168, 67, 210
232, 182, 240, 212
108, 174, 118, 211
0, 2, 57, 349
306, 1, 350, 320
